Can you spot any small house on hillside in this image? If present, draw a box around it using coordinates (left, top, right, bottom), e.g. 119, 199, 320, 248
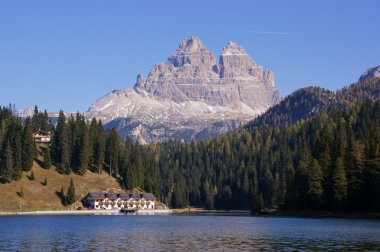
33, 129, 51, 143
83, 192, 156, 210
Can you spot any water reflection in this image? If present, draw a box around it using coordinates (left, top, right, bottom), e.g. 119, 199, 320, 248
0, 215, 379, 251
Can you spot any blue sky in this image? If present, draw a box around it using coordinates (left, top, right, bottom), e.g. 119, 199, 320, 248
1, 1, 379, 112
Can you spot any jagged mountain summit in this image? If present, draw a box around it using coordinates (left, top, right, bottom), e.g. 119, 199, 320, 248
85, 36, 281, 143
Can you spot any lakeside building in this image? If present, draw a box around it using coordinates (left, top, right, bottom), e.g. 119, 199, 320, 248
83, 192, 156, 210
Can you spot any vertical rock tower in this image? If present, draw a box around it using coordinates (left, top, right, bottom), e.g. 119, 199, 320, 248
85, 37, 281, 142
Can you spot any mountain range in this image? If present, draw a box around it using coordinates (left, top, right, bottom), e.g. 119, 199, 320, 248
84, 37, 281, 143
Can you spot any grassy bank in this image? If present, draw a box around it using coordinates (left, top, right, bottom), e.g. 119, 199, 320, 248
0, 161, 123, 211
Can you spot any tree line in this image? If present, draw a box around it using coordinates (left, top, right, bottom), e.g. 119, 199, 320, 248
146, 100, 380, 212
0, 106, 35, 182
1, 98, 380, 212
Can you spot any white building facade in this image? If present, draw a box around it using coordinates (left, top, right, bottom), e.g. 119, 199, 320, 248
83, 192, 156, 210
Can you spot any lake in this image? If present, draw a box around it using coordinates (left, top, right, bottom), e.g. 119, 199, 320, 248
0, 215, 379, 251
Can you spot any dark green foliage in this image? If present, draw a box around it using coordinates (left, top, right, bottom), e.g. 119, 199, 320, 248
51, 111, 70, 174
246, 78, 380, 131
1, 140, 14, 183
105, 128, 120, 177
0, 110, 27, 182
66, 179, 76, 205
89, 119, 105, 173
72, 114, 90, 175
31, 106, 51, 132
43, 147, 52, 169
143, 100, 380, 212
2, 77, 380, 212
21, 117, 35, 171
59, 186, 67, 206
246, 87, 336, 130
337, 78, 380, 103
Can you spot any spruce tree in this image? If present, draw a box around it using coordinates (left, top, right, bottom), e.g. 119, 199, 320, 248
251, 174, 262, 214
43, 147, 52, 169
12, 127, 23, 180
1, 140, 14, 183
66, 179, 76, 205
105, 128, 119, 177
75, 115, 89, 174
21, 117, 35, 171
52, 111, 71, 174
332, 157, 348, 210
307, 159, 323, 209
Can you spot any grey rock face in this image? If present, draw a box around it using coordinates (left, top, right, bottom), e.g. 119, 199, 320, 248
85, 36, 281, 143
359, 65, 380, 82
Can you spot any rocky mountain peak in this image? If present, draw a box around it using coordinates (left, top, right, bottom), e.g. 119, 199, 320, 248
359, 65, 380, 82
167, 36, 216, 68
178, 36, 204, 51
221, 41, 249, 56
86, 36, 281, 143
219, 41, 261, 79
134, 74, 146, 90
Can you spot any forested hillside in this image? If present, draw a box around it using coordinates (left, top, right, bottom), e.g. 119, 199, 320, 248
246, 78, 380, 130
0, 106, 35, 183
151, 100, 380, 212
1, 78, 380, 212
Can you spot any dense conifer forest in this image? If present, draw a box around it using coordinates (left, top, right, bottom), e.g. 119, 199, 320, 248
1, 78, 380, 212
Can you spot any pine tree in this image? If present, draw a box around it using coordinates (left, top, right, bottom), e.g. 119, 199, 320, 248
21, 117, 35, 171
1, 140, 14, 183
363, 130, 380, 211
52, 111, 71, 174
60, 186, 68, 206
93, 120, 105, 173
30, 171, 35, 181
332, 157, 348, 210
66, 179, 76, 205
76, 115, 89, 174
105, 128, 119, 177
43, 147, 52, 169
251, 170, 262, 214
222, 185, 232, 210
307, 159, 323, 209
344, 129, 362, 210
12, 126, 23, 180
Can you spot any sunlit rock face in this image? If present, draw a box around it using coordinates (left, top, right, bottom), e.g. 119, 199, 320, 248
85, 36, 281, 143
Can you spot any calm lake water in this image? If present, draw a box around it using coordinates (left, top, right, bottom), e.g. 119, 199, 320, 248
0, 215, 379, 251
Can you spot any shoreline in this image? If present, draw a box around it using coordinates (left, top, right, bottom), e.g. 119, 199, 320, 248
1, 208, 379, 220
172, 208, 380, 220
0, 209, 173, 216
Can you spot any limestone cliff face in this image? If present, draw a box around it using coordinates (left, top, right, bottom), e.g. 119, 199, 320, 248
85, 36, 281, 143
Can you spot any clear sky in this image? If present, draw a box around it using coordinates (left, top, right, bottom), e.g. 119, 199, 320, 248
1, 1, 379, 112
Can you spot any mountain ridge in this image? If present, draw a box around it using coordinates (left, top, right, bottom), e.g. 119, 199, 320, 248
85, 37, 281, 143
246, 76, 380, 130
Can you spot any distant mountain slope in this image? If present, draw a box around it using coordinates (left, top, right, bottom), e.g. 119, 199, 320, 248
246, 86, 335, 129
337, 77, 380, 103
358, 65, 380, 82
246, 74, 380, 130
